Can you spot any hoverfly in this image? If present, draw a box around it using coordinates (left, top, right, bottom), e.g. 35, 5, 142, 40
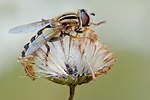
9, 9, 105, 57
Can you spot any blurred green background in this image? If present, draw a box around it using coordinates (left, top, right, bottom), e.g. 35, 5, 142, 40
0, 0, 150, 100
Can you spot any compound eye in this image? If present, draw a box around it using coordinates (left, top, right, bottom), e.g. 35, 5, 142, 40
81, 12, 89, 27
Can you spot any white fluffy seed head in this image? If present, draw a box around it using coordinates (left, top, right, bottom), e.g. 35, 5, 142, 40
18, 30, 117, 85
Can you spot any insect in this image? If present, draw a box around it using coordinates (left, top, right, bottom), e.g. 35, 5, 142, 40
9, 9, 106, 57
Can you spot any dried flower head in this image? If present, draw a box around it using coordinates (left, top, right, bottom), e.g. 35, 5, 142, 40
18, 30, 117, 100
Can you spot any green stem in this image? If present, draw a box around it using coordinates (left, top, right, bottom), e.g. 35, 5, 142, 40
69, 85, 76, 100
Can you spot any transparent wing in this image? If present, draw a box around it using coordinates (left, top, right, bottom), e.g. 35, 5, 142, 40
25, 25, 65, 55
8, 19, 51, 33
25, 33, 47, 55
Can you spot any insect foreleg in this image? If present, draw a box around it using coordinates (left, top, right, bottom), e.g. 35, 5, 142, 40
76, 20, 106, 34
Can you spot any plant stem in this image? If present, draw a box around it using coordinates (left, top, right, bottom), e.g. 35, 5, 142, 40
69, 85, 76, 100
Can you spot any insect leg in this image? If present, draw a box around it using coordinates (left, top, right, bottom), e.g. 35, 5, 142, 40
45, 43, 50, 57
44, 43, 50, 66
49, 31, 65, 42
76, 20, 106, 34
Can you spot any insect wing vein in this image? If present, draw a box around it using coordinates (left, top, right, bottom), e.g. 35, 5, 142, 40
9, 19, 51, 33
